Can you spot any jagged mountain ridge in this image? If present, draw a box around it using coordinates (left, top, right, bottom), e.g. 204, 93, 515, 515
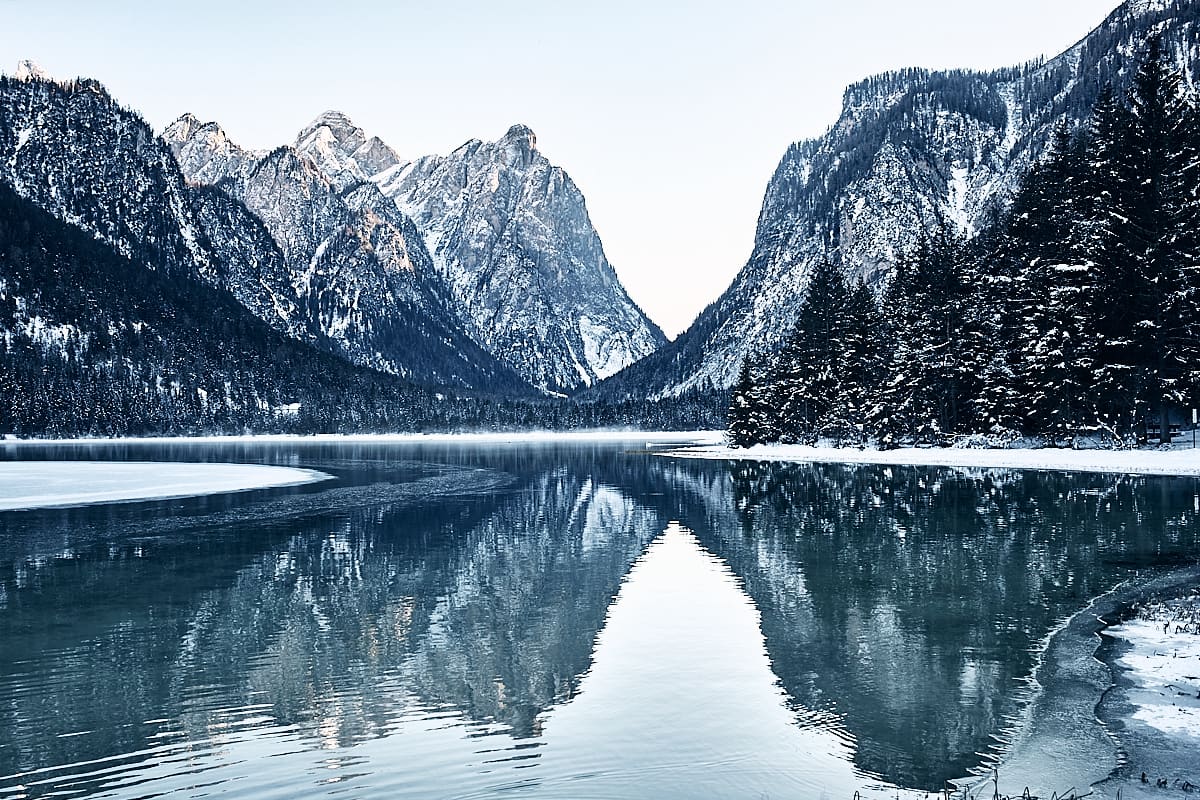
294, 110, 401, 191
0, 72, 314, 346
164, 113, 529, 392
167, 110, 664, 394
375, 124, 667, 393
0, 66, 526, 393
596, 0, 1200, 400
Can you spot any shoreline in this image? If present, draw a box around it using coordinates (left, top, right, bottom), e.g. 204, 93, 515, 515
955, 565, 1200, 800
659, 440, 1200, 477
0, 430, 722, 447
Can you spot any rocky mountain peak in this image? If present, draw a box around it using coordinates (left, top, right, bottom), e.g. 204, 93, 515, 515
13, 60, 49, 81
375, 121, 664, 392
163, 112, 203, 143
498, 123, 538, 167
163, 114, 261, 186
294, 110, 402, 187
296, 110, 363, 151
503, 123, 537, 148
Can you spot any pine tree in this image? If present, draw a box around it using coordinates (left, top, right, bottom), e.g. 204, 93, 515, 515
837, 279, 886, 440
772, 261, 852, 442
1003, 123, 1100, 441
873, 234, 985, 444
727, 357, 759, 448
1080, 41, 1199, 442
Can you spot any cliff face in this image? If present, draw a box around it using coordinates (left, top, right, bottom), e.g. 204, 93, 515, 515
377, 124, 666, 393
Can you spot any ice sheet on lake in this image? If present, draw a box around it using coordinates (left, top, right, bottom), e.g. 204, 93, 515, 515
0, 461, 331, 511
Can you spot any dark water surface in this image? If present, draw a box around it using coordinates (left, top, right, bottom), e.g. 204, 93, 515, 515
0, 437, 1197, 799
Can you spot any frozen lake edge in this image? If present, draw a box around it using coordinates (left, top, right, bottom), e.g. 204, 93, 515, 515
0, 462, 332, 511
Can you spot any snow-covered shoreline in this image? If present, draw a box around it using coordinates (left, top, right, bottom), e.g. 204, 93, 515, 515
659, 440, 1200, 477
0, 430, 719, 447
1096, 589, 1200, 797
0, 462, 332, 511
1107, 594, 1200, 740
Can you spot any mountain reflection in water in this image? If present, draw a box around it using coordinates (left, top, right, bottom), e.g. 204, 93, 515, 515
0, 440, 1197, 798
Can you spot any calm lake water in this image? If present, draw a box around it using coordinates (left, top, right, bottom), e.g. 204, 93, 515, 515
1, 437, 1198, 799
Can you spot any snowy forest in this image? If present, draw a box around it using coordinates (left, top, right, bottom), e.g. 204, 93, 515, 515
728, 40, 1200, 449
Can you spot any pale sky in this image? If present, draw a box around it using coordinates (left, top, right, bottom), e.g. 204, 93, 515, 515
1, 0, 1120, 337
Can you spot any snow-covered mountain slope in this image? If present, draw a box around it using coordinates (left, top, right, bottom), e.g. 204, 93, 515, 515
0, 71, 313, 345
596, 0, 1200, 400
376, 124, 666, 393
163, 114, 531, 393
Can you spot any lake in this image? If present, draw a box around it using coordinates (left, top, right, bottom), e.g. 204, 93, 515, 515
1, 437, 1198, 799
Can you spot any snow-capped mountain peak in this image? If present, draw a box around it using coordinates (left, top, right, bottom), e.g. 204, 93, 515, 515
294, 110, 403, 189
163, 114, 262, 186
503, 123, 537, 148
13, 60, 50, 82
163, 107, 661, 393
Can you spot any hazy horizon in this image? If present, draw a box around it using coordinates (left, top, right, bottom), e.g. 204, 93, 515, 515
1, 0, 1120, 337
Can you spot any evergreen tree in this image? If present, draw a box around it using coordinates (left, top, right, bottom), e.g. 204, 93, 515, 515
772, 261, 852, 442
1001, 124, 1100, 440
873, 235, 985, 444
727, 358, 759, 448
724, 40, 1200, 450
1082, 41, 1199, 441
837, 279, 887, 441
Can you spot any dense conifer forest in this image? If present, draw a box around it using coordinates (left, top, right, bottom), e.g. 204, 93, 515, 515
729, 41, 1200, 449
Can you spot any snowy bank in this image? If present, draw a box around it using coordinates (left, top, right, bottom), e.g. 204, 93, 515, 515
1109, 595, 1200, 739
1097, 591, 1200, 797
1, 431, 721, 447
0, 462, 331, 511
659, 441, 1200, 477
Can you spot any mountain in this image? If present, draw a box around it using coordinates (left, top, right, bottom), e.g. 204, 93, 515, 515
293, 110, 401, 191
163, 113, 530, 392
166, 112, 664, 395
0, 70, 314, 346
375, 124, 666, 393
596, 0, 1200, 400
0, 178, 717, 436
171, 110, 666, 394
0, 180, 422, 435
